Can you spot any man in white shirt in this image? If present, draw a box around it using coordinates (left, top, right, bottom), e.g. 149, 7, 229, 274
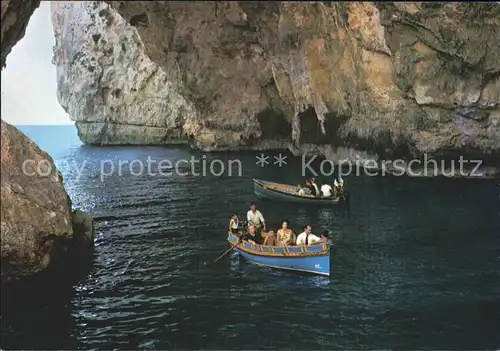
228, 213, 239, 234
247, 202, 266, 233
296, 224, 312, 245
320, 183, 332, 197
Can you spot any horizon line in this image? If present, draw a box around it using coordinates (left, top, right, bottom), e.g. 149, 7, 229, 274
12, 123, 75, 126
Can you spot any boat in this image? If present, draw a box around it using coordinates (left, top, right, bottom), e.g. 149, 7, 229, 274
253, 178, 347, 205
226, 232, 330, 276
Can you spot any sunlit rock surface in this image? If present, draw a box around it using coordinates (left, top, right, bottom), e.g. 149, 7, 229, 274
51, 1, 196, 145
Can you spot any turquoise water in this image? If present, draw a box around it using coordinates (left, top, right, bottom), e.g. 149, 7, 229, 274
15, 124, 83, 157
1, 125, 499, 349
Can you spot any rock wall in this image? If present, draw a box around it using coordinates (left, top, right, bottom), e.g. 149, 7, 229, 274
1, 121, 94, 282
51, 1, 196, 145
1, 121, 71, 280
55, 2, 500, 168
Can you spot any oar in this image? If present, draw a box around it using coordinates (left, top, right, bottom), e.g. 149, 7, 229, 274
214, 244, 237, 263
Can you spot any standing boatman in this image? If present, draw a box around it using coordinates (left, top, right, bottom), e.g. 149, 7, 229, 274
247, 202, 266, 235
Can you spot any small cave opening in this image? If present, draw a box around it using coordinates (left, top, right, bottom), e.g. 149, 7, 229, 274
256, 107, 292, 140
298, 108, 351, 145
91, 33, 101, 45
112, 89, 122, 99
298, 105, 323, 144
130, 13, 149, 27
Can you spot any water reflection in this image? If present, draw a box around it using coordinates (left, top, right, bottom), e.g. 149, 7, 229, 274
2, 139, 500, 349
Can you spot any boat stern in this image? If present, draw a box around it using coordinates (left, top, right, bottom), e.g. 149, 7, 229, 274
227, 232, 240, 245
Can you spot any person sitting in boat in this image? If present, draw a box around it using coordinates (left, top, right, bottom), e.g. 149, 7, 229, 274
296, 184, 306, 196
276, 220, 295, 246
333, 179, 341, 197
320, 182, 333, 197
333, 176, 345, 196
242, 223, 262, 245
229, 213, 239, 234
296, 224, 312, 246
306, 230, 329, 245
262, 229, 276, 246
309, 178, 320, 197
304, 179, 312, 192
247, 202, 266, 234
319, 230, 330, 243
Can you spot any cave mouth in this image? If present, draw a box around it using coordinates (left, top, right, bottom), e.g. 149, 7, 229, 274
298, 106, 350, 145
112, 89, 122, 99
256, 107, 292, 140
298, 106, 319, 144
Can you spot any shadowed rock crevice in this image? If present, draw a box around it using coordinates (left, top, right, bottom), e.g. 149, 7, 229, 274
297, 106, 322, 144
129, 13, 149, 27
323, 112, 351, 147
256, 107, 292, 140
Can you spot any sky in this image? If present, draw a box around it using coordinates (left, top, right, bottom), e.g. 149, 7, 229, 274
1, 1, 72, 125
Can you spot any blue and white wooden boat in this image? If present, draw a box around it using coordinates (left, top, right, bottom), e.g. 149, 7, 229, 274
253, 178, 347, 205
227, 232, 330, 276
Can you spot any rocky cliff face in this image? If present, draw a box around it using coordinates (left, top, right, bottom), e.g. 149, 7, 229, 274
51, 1, 196, 145
1, 121, 71, 280
0, 121, 94, 282
55, 2, 500, 170
1, 1, 94, 283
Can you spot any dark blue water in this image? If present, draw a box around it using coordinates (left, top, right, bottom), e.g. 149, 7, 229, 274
2, 125, 500, 350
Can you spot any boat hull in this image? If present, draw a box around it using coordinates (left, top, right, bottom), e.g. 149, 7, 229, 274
253, 178, 344, 205
227, 232, 330, 276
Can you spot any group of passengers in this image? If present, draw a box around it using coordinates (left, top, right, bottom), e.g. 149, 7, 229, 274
229, 202, 329, 246
296, 176, 345, 198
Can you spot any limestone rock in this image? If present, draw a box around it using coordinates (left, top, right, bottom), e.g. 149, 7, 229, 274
0, 122, 96, 282
56, 2, 498, 169
51, 1, 196, 145
1, 121, 73, 281
1, 0, 40, 68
